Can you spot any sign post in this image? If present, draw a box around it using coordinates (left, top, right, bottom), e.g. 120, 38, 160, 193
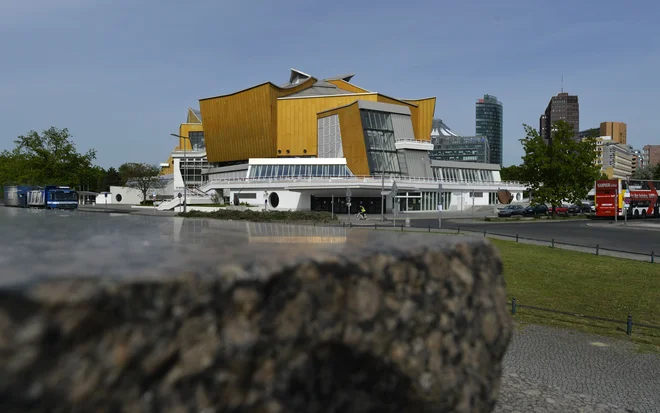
614, 187, 618, 223
331, 194, 334, 219
391, 181, 398, 227
438, 183, 443, 228
346, 188, 352, 224
177, 192, 183, 213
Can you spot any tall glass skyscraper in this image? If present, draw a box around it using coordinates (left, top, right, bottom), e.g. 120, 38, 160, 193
475, 94, 503, 166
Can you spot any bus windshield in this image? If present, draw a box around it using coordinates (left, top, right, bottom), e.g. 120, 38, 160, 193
52, 191, 78, 201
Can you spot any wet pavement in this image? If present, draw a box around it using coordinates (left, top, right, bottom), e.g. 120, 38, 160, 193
3, 206, 658, 412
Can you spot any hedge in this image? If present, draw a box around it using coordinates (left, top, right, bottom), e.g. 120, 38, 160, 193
178, 210, 338, 223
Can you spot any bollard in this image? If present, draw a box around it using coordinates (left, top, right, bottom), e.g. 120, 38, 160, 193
551, 238, 555, 248
375, 223, 377, 230
511, 298, 517, 315
457, 227, 461, 234
428, 225, 431, 233
652, 251, 655, 264
401, 224, 404, 231
484, 229, 487, 237
516, 234, 519, 243
349, 222, 352, 228
626, 315, 633, 336
596, 244, 599, 256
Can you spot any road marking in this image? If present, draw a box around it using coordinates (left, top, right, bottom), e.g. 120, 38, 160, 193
590, 341, 609, 347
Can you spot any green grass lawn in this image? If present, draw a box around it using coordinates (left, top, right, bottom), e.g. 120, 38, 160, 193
490, 238, 660, 350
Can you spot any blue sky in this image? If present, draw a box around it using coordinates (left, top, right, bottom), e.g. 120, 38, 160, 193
1, 0, 659, 168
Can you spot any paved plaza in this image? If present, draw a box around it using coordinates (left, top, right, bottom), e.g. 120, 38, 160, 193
496, 324, 660, 412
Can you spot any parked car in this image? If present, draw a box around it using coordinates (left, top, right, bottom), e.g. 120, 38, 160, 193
523, 204, 549, 216
568, 204, 582, 214
554, 204, 581, 216
498, 205, 525, 217
581, 201, 595, 213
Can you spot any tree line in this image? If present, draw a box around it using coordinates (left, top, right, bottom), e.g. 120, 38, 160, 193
0, 127, 162, 199
499, 121, 611, 215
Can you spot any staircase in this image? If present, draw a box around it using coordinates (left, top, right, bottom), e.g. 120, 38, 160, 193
157, 197, 182, 211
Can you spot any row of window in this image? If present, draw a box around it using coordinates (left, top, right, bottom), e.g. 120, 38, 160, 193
361, 110, 394, 131
434, 167, 495, 182
248, 164, 354, 178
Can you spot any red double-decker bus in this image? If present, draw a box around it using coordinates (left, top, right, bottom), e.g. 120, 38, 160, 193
594, 179, 660, 218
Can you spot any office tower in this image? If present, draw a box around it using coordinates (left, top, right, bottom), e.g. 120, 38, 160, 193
475, 94, 503, 165
539, 92, 579, 144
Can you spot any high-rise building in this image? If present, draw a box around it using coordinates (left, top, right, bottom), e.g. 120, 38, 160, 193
601, 142, 634, 179
643, 145, 660, 167
430, 119, 490, 163
539, 92, 579, 144
592, 136, 634, 179
475, 94, 503, 165
600, 122, 627, 144
578, 128, 599, 140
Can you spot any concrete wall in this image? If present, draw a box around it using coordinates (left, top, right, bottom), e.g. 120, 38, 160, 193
230, 189, 311, 211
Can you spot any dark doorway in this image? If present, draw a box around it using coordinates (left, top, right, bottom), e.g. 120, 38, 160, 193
311, 196, 382, 215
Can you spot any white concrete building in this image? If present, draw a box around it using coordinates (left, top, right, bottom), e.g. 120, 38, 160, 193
164, 157, 526, 213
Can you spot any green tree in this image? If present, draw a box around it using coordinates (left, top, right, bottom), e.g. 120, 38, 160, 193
100, 167, 122, 191
0, 127, 97, 188
500, 165, 524, 182
119, 162, 164, 202
519, 120, 601, 216
632, 164, 660, 179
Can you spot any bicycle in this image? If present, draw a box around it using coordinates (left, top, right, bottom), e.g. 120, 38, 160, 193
356, 212, 367, 220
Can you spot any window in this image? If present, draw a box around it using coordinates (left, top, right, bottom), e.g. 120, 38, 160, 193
188, 131, 205, 151
360, 109, 401, 176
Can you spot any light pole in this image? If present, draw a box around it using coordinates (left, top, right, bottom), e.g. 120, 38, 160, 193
381, 133, 386, 222
170, 133, 189, 213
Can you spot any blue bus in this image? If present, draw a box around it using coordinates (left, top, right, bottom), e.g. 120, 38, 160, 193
3, 185, 79, 210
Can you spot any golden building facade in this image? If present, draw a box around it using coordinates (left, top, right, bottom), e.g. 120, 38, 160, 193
600, 121, 627, 144
190, 69, 436, 175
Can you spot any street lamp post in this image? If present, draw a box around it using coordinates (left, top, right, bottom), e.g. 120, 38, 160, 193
170, 133, 189, 213
381, 134, 386, 222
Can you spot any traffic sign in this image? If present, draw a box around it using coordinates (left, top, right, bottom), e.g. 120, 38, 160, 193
391, 181, 398, 195
177, 193, 182, 199
346, 188, 352, 197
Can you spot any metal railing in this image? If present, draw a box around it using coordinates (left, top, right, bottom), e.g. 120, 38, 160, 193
199, 175, 523, 190
509, 298, 660, 337
348, 222, 658, 264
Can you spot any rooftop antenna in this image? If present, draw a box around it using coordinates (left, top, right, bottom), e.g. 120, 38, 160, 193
561, 74, 564, 93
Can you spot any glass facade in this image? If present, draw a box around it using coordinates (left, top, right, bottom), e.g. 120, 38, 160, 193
180, 157, 210, 186
188, 131, 206, 151
248, 164, 353, 179
475, 95, 503, 166
360, 110, 401, 175
432, 167, 494, 182
430, 136, 490, 163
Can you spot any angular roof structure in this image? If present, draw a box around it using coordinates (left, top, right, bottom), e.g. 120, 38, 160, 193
431, 119, 461, 137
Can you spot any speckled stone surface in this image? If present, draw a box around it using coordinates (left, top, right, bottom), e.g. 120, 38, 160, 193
0, 208, 513, 412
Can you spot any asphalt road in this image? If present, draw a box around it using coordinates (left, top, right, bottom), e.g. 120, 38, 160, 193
409, 218, 660, 256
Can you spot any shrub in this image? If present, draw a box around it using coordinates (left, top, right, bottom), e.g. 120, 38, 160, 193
178, 209, 338, 223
